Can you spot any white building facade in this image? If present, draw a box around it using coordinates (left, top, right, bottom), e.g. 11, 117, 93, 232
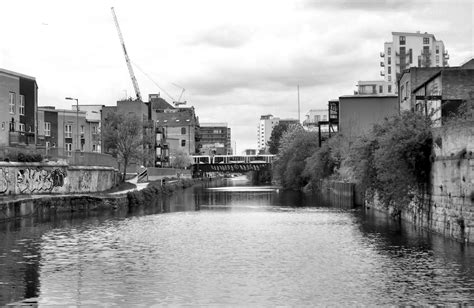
381, 31, 449, 86
257, 114, 279, 152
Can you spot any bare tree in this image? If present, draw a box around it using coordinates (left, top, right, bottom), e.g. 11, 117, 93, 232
102, 112, 144, 181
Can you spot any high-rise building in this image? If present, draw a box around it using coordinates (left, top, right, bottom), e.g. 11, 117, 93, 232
257, 115, 279, 152
381, 31, 449, 85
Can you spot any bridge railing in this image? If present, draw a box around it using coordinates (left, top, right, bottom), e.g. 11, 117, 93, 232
191, 154, 275, 165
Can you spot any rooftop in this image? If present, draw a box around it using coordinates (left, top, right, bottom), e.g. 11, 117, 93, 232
0, 68, 36, 80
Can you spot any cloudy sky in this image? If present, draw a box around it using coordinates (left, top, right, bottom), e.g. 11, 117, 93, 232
1, 0, 473, 152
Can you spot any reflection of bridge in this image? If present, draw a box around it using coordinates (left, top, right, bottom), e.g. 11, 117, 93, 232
192, 155, 275, 173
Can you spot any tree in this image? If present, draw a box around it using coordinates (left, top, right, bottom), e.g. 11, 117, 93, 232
170, 150, 193, 169
267, 123, 290, 154
272, 125, 319, 189
102, 112, 144, 182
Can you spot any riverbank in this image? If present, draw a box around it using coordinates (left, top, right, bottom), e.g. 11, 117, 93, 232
0, 177, 215, 223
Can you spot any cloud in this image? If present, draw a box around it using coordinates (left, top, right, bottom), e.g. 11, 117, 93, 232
302, 0, 419, 11
188, 25, 254, 48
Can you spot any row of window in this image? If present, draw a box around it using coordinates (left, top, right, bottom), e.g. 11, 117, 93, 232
9, 93, 25, 115
43, 122, 98, 137
399, 36, 430, 45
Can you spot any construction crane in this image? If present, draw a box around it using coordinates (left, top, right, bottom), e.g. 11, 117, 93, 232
111, 7, 142, 101
171, 83, 187, 107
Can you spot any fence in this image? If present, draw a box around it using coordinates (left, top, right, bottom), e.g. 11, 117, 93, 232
45, 148, 118, 168
0, 146, 118, 169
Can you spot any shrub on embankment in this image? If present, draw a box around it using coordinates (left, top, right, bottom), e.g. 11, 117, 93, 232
274, 112, 433, 215
127, 178, 202, 207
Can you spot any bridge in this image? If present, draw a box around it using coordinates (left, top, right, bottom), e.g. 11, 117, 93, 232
191, 154, 275, 173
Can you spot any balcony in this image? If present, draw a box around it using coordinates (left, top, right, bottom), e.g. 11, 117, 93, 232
380, 52, 385, 57
380, 61, 384, 67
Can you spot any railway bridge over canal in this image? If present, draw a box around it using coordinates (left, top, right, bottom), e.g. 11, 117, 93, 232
191, 155, 275, 173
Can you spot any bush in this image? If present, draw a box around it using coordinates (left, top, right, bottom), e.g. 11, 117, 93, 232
272, 126, 319, 190
348, 112, 433, 212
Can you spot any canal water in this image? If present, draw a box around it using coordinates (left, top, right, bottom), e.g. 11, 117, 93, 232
0, 177, 473, 306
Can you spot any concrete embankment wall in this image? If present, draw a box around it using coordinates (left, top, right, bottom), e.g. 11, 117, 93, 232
0, 162, 119, 195
368, 122, 474, 243
0, 178, 208, 222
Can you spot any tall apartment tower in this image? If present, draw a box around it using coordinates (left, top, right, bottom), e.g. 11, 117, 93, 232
381, 31, 449, 84
257, 114, 279, 152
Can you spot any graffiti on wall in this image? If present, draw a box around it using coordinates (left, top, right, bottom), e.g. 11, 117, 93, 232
79, 171, 92, 191
16, 167, 67, 194
0, 168, 10, 194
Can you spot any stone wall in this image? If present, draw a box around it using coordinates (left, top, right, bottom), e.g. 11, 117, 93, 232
0, 162, 119, 196
368, 121, 474, 243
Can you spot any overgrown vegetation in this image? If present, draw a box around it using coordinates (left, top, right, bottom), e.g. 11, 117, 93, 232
267, 122, 291, 154
273, 111, 434, 214
272, 125, 319, 189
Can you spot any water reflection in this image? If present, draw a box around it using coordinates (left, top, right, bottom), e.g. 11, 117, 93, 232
0, 178, 473, 306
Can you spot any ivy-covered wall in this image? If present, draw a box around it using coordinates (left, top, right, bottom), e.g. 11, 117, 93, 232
369, 122, 474, 243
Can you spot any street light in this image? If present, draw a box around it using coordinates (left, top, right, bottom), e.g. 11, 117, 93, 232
65, 97, 79, 151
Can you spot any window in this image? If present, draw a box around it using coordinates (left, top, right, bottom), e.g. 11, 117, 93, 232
46, 141, 50, 150
92, 144, 97, 152
379, 85, 383, 93
181, 127, 186, 135
9, 93, 15, 114
44, 122, 51, 136
92, 125, 98, 134
19, 123, 25, 132
388, 57, 391, 65
65, 143, 72, 156
19, 95, 25, 115
388, 76, 392, 82
65, 124, 72, 138
81, 125, 84, 136
388, 85, 392, 93
423, 37, 429, 44
436, 46, 439, 54
388, 66, 391, 74
399, 36, 406, 45
436, 55, 439, 63
181, 140, 186, 147
388, 47, 391, 55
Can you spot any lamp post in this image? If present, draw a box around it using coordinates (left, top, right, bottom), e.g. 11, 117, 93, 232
65, 97, 79, 151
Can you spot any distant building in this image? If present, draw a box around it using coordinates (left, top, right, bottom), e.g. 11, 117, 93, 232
338, 95, 398, 137
356, 80, 394, 95
303, 109, 328, 132
199, 123, 232, 155
381, 31, 449, 86
0, 68, 38, 148
37, 106, 89, 156
412, 66, 474, 126
257, 114, 279, 152
150, 94, 200, 166
244, 149, 257, 155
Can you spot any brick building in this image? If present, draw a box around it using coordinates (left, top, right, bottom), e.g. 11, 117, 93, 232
199, 123, 232, 155
412, 66, 474, 126
0, 68, 38, 148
